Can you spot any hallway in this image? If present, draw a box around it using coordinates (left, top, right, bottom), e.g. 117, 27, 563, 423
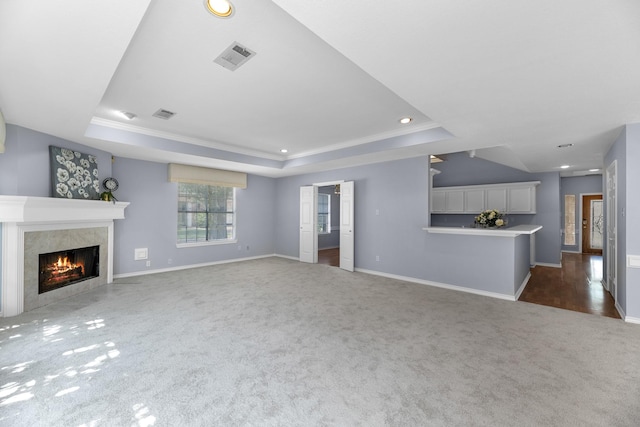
519, 252, 620, 319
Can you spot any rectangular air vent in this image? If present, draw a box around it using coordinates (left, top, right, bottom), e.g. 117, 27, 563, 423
152, 109, 176, 120
213, 41, 256, 71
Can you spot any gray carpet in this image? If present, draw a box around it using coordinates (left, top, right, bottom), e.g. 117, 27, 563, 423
1, 257, 639, 426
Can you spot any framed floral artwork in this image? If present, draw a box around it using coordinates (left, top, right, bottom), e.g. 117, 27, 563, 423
49, 146, 100, 199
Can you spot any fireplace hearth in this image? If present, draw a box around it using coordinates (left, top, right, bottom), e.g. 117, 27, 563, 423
39, 246, 100, 294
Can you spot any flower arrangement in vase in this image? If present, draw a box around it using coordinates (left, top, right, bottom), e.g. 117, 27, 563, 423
475, 209, 505, 228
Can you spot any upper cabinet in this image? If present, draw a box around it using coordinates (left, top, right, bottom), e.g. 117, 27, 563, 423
431, 181, 540, 214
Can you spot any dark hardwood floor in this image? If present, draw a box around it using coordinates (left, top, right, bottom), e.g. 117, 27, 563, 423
318, 248, 340, 267
320, 249, 620, 319
519, 252, 621, 319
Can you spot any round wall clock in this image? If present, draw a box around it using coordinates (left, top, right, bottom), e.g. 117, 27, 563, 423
102, 177, 119, 192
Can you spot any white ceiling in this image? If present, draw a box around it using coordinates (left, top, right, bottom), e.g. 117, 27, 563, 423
1, 0, 639, 177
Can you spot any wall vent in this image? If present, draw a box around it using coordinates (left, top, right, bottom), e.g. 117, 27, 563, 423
213, 42, 256, 71
152, 109, 176, 120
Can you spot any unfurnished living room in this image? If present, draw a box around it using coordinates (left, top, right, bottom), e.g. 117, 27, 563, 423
1, 1, 640, 426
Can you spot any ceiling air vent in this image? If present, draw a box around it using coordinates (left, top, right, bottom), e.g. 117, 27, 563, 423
213, 42, 256, 71
152, 109, 176, 120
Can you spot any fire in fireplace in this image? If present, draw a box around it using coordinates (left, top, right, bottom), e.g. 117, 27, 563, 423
39, 245, 100, 294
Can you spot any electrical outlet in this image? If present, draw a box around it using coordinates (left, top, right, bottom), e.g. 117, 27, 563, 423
146, 261, 151, 267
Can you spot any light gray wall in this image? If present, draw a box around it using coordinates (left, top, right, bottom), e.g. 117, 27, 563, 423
275, 157, 429, 276
0, 125, 113, 196
560, 175, 603, 252
112, 157, 276, 275
625, 124, 640, 319
431, 152, 562, 265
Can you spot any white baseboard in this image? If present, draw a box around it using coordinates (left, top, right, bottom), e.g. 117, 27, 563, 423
273, 253, 299, 261
114, 254, 275, 279
624, 316, 640, 325
534, 262, 562, 268
355, 268, 517, 301
515, 272, 531, 301
561, 250, 582, 254
616, 301, 626, 319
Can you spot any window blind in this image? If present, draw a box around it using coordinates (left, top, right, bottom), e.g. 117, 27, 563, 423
168, 163, 247, 188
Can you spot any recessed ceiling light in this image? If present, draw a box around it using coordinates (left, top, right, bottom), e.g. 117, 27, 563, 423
205, 0, 234, 18
557, 143, 574, 148
560, 165, 570, 169
280, 149, 288, 153
399, 117, 412, 124
117, 111, 136, 120
589, 168, 599, 172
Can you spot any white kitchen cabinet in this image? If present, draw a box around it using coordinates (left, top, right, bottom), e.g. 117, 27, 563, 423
465, 189, 485, 213
445, 190, 465, 213
486, 188, 507, 212
508, 186, 535, 213
430, 181, 540, 214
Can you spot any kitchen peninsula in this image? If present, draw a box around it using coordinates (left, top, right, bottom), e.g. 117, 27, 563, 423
422, 224, 542, 301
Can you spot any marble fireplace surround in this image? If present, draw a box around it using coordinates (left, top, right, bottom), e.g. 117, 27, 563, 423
0, 196, 128, 317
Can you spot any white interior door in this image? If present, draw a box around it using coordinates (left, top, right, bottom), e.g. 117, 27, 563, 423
606, 161, 617, 300
339, 181, 354, 272
299, 186, 317, 263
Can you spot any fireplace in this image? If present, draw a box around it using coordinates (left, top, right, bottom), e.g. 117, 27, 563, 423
1, 196, 129, 317
39, 245, 100, 294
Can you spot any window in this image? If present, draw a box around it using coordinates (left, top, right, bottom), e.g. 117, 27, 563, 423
318, 193, 330, 234
177, 183, 235, 244
564, 194, 576, 245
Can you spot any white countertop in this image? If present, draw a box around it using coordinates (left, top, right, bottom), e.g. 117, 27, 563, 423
422, 224, 542, 237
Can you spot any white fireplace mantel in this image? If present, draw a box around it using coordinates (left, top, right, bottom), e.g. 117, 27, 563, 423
0, 196, 128, 223
1, 196, 129, 317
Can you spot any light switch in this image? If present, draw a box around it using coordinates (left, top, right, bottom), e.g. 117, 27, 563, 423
134, 248, 148, 260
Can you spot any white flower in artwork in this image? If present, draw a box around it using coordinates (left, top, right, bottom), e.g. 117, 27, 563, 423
74, 151, 81, 158
80, 158, 90, 168
68, 178, 81, 191
93, 168, 99, 177
66, 191, 73, 198
57, 168, 69, 182
61, 148, 75, 160
56, 155, 66, 165
88, 155, 97, 164
78, 188, 85, 195
93, 180, 100, 193
56, 183, 69, 197
66, 160, 77, 173
75, 166, 85, 176
83, 169, 91, 177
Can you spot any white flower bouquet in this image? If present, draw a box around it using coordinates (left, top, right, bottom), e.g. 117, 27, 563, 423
475, 209, 505, 228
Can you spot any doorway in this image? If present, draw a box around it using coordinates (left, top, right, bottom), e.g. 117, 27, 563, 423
581, 194, 603, 255
299, 181, 354, 271
318, 184, 341, 267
